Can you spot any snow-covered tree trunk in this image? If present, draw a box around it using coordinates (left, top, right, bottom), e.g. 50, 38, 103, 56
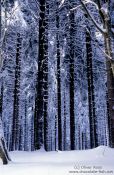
56, 2, 62, 151
86, 25, 98, 148
0, 1, 10, 164
69, 9, 75, 150
79, 0, 114, 148
0, 139, 8, 164
34, 0, 45, 150
0, 117, 11, 164
11, 33, 22, 151
0, 81, 8, 164
103, 5, 114, 148
34, 0, 48, 150
0, 0, 1, 69
43, 2, 49, 151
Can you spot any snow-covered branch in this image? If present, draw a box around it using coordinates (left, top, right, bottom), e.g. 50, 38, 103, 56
59, 0, 65, 8
70, 0, 98, 12
80, 0, 106, 35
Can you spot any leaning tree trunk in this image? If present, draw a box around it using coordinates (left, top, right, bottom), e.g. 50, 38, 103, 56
97, 0, 114, 147
0, 139, 8, 164
0, 1, 10, 164
0, 94, 10, 164
80, 0, 114, 148
0, 136, 11, 164
0, 84, 11, 163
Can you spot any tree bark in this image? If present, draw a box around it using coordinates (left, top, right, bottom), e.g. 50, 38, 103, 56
0, 145, 8, 164
43, 2, 49, 151
56, 2, 62, 151
69, 11, 75, 150
86, 27, 98, 148
0, 3, 11, 161
80, 0, 114, 148
11, 33, 22, 151
104, 11, 114, 147
34, 0, 48, 150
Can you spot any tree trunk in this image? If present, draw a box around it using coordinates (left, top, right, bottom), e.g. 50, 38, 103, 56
86, 28, 98, 148
11, 33, 22, 151
0, 144, 8, 164
0, 0, 1, 69
64, 91, 66, 150
0, 121, 11, 164
34, 0, 48, 150
69, 11, 75, 150
80, 0, 114, 148
0, 86, 10, 163
104, 11, 114, 147
43, 2, 49, 151
0, 4, 10, 161
56, 2, 62, 151
1, 137, 11, 161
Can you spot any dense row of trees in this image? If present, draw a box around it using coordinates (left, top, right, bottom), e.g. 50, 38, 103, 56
0, 0, 114, 164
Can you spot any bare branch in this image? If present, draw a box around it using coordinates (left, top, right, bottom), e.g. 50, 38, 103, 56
96, 42, 112, 60
80, 0, 106, 35
95, 0, 105, 23
70, 1, 98, 12
87, 28, 112, 60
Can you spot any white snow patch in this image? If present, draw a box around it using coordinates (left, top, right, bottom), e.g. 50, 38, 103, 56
0, 146, 114, 175
10, 1, 27, 28
101, 3, 108, 16
95, 31, 102, 39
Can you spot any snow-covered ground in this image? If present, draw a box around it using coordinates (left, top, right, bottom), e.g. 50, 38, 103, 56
0, 146, 114, 175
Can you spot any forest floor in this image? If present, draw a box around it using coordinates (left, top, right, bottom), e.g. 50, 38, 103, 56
0, 146, 114, 175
